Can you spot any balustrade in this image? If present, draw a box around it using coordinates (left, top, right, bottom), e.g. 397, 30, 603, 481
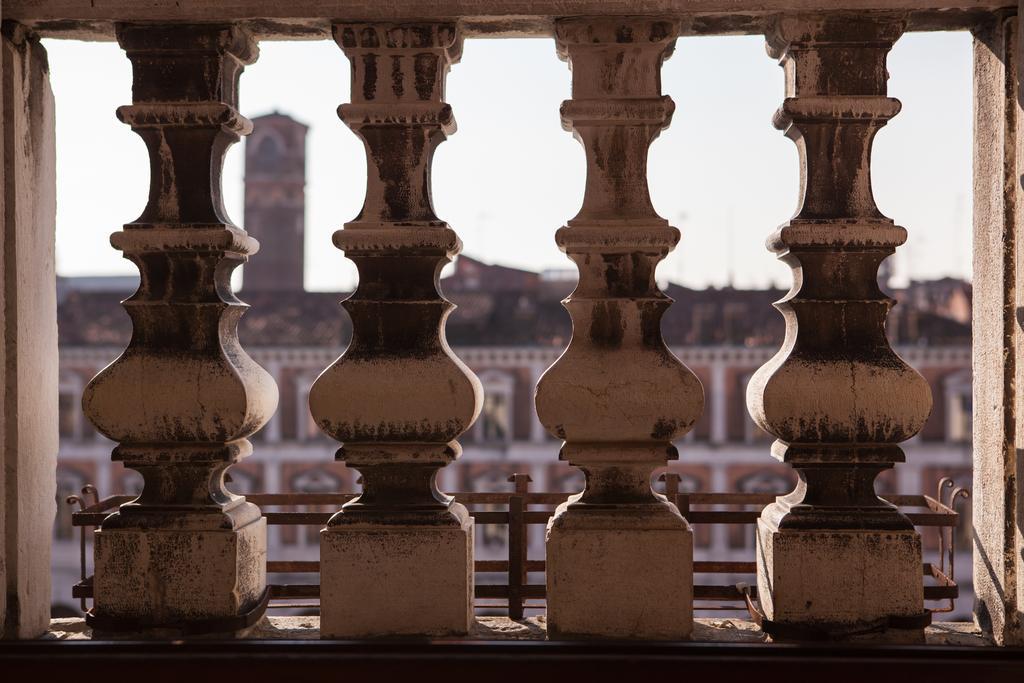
308, 21, 482, 638
0, 0, 1006, 646
80, 24, 278, 635
745, 14, 933, 640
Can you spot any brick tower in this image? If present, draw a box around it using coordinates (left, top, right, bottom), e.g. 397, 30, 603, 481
242, 112, 308, 291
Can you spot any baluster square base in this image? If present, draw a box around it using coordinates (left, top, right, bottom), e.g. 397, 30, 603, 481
91, 517, 267, 636
545, 506, 693, 640
756, 519, 924, 642
319, 505, 474, 638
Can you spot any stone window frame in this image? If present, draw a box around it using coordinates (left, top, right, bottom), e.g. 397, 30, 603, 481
0, 0, 1020, 647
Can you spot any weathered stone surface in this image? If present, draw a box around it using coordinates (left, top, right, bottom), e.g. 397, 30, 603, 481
94, 521, 267, 627
972, 11, 1024, 647
536, 16, 702, 640
0, 22, 58, 640
311, 22, 480, 638
547, 512, 693, 640
1, 1, 1003, 41
745, 13, 931, 636
320, 510, 473, 638
756, 522, 922, 636
81, 23, 277, 635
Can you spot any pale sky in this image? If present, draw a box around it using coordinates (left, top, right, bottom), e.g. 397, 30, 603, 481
43, 32, 972, 292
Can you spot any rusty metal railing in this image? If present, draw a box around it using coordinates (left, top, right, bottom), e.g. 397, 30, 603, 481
65, 473, 970, 618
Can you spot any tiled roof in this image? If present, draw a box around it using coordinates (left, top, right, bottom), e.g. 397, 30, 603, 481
56, 264, 970, 349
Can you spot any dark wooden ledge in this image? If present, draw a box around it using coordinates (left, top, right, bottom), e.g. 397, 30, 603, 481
1, 635, 1022, 682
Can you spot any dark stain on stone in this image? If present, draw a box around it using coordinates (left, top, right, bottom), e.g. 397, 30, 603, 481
390, 55, 404, 98
589, 300, 624, 348
362, 54, 377, 100
651, 418, 678, 440
414, 54, 438, 100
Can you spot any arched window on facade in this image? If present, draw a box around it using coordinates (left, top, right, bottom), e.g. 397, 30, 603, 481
58, 372, 83, 441
474, 370, 514, 445
113, 465, 144, 498
297, 374, 327, 443
289, 466, 345, 546
54, 465, 90, 541
741, 370, 775, 445
729, 468, 794, 551
548, 464, 585, 495
252, 132, 282, 167
224, 466, 262, 496
651, 470, 703, 496
944, 369, 972, 444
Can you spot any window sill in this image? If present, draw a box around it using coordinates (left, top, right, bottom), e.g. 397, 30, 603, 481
45, 615, 990, 645
0, 618, 1014, 682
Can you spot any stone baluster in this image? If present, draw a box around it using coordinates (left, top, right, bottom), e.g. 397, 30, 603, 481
746, 14, 932, 640
535, 16, 704, 640
309, 22, 481, 639
81, 24, 277, 636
